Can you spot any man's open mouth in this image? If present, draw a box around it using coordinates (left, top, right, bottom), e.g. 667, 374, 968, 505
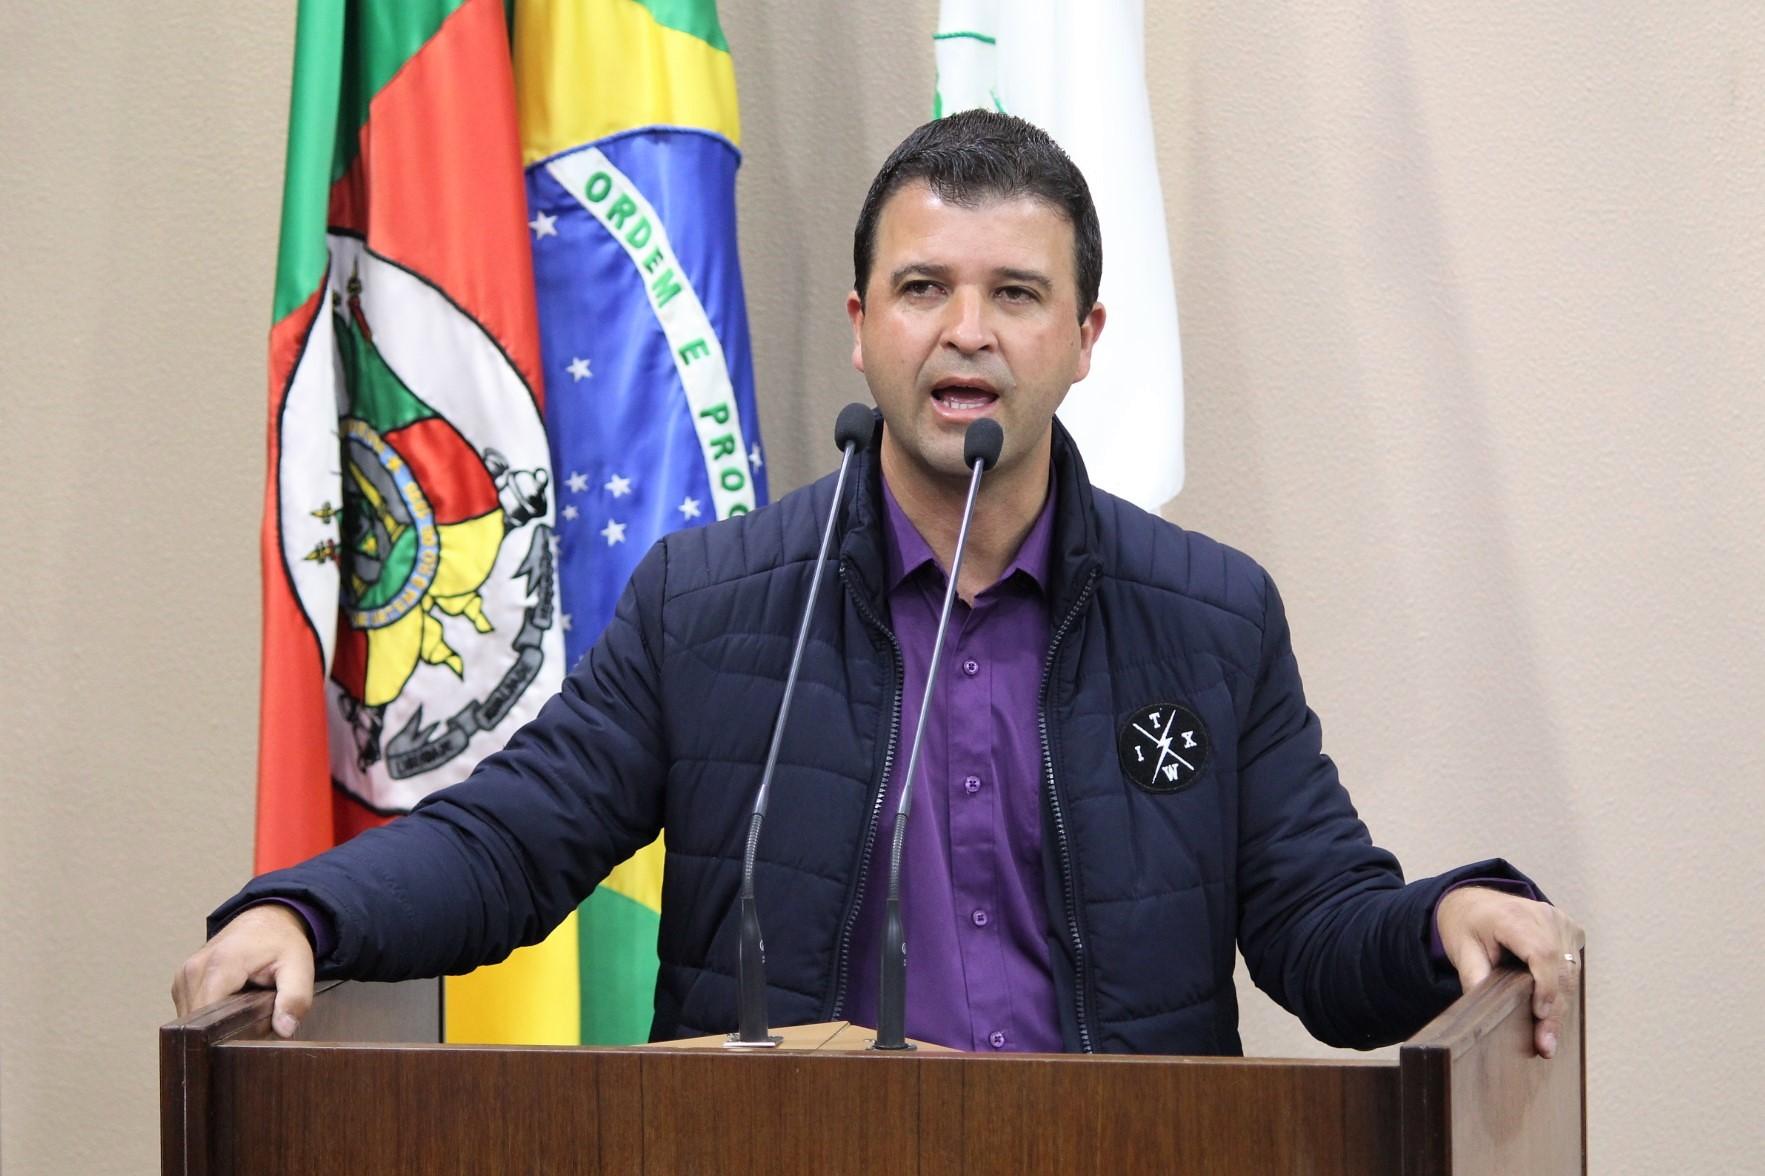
930, 381, 1000, 410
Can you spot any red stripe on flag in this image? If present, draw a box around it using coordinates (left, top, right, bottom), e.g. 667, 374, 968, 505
257, 286, 342, 874
332, 790, 395, 843
327, 0, 546, 407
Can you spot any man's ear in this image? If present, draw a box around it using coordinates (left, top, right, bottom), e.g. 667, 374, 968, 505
845, 290, 866, 374
1072, 302, 1107, 383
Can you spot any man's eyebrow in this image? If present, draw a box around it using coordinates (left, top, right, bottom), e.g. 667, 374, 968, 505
994, 267, 1052, 290
888, 262, 952, 286
885, 263, 1054, 289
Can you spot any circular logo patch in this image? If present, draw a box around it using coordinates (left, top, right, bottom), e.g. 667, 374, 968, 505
1117, 702, 1211, 793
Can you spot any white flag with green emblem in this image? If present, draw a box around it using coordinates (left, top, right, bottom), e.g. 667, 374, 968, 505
934, 0, 1184, 508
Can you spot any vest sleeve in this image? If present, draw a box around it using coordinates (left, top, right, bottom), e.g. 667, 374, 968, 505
1232, 569, 1537, 1048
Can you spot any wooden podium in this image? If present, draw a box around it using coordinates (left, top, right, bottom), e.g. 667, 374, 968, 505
161, 965, 1583, 1174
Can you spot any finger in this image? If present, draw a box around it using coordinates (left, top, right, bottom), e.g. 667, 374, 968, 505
1560, 940, 1583, 1002
1551, 946, 1583, 1025
1535, 1009, 1563, 1059
173, 959, 191, 1016
189, 955, 254, 1015
1533, 944, 1574, 1057
1531, 963, 1559, 1023
1555, 938, 1580, 983
1453, 947, 1493, 997
270, 948, 315, 1039
173, 950, 212, 1017
1524, 938, 1572, 1059
1442, 923, 1497, 996
1527, 936, 1564, 1023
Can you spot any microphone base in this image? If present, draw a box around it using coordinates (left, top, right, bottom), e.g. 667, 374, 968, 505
866, 1039, 917, 1052
722, 1032, 784, 1049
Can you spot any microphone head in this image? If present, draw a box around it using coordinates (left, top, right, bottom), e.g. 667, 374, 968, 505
963, 418, 1004, 470
834, 403, 875, 453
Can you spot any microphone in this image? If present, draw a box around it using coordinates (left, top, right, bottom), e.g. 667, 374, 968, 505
873, 417, 1004, 1050
728, 402, 875, 1047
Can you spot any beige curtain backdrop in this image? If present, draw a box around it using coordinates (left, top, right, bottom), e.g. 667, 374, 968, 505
3, 2, 1760, 1171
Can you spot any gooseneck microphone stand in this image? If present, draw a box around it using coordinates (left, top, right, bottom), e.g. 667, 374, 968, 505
727, 403, 876, 1047
872, 418, 1005, 1051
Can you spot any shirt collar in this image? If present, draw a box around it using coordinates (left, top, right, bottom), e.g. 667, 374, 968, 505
880, 469, 1057, 597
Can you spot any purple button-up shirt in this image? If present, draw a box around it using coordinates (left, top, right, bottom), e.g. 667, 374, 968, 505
842, 477, 1063, 1053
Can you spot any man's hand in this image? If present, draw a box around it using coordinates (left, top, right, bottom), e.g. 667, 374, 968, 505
171, 904, 315, 1039
1436, 886, 1584, 1059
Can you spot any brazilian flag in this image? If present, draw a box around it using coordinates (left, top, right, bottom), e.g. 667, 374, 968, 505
445, 0, 766, 1046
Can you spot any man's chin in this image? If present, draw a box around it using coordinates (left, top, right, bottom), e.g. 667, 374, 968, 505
881, 430, 974, 487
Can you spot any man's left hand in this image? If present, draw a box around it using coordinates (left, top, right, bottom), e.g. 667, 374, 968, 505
1435, 886, 1584, 1059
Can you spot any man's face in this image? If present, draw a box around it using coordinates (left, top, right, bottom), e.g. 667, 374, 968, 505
847, 182, 1104, 495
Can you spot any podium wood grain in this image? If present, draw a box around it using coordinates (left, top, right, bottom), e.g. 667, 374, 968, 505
1401, 963, 1587, 1175
163, 968, 1583, 1174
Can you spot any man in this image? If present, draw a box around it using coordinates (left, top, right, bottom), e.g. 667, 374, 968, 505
176, 111, 1581, 1056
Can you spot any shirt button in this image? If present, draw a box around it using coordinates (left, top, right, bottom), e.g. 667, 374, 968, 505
964, 774, 982, 794
962, 658, 980, 677
989, 1030, 1007, 1049
971, 909, 989, 927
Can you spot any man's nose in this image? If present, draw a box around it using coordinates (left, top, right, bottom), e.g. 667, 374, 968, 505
941, 288, 994, 354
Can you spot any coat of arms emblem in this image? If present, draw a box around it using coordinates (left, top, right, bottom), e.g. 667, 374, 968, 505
278, 238, 562, 813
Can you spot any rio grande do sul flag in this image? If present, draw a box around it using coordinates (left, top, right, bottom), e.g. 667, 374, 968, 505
448, 0, 766, 1047
259, 0, 563, 878
934, 0, 1185, 508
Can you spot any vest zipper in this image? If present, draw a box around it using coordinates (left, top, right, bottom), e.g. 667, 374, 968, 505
1040, 567, 1100, 1053
828, 560, 904, 1021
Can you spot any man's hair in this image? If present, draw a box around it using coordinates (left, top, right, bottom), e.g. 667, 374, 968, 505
852, 110, 1102, 320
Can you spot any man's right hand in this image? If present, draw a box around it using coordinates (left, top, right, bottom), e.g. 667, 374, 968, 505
171, 904, 315, 1038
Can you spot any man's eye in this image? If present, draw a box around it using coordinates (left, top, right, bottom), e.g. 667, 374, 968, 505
998, 286, 1037, 303
903, 280, 942, 297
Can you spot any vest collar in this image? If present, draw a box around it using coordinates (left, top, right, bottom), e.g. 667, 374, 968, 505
839, 412, 1101, 623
